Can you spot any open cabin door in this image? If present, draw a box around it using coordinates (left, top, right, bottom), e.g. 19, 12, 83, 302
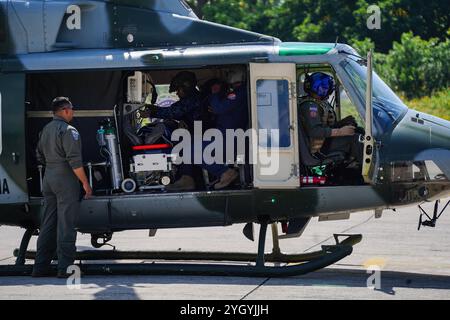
249, 63, 300, 189
0, 73, 28, 204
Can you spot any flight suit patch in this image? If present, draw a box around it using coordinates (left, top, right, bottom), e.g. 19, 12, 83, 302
309, 106, 318, 118
71, 130, 80, 141
227, 93, 237, 101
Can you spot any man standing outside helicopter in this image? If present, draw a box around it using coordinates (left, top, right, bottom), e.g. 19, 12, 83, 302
32, 97, 92, 278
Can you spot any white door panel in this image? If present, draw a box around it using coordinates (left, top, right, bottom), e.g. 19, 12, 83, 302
250, 63, 299, 189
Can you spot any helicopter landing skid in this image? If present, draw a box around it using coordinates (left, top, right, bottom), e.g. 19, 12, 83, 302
1, 224, 361, 277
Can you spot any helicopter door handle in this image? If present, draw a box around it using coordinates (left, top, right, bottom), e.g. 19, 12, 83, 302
12, 152, 19, 164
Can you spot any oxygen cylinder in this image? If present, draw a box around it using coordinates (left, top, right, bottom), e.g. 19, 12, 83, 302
104, 125, 123, 190
96, 126, 106, 147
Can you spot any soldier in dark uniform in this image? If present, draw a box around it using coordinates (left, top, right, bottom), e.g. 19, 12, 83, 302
299, 72, 363, 164
206, 68, 249, 189
144, 71, 205, 133
143, 71, 206, 191
143, 71, 244, 191
32, 97, 92, 278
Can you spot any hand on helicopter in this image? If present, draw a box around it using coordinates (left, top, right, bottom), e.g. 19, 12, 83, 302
83, 182, 93, 200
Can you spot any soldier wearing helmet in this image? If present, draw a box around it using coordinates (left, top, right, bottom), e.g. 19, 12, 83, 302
201, 67, 249, 190
299, 72, 363, 164
142, 71, 207, 191
144, 71, 205, 133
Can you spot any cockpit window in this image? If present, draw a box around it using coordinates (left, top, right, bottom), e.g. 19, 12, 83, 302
340, 58, 408, 134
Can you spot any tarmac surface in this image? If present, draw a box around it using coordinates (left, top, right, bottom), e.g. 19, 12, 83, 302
0, 198, 449, 300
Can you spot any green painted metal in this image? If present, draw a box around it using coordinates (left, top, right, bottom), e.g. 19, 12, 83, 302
278, 42, 334, 56
18, 234, 362, 263
1, 235, 359, 277
0, 73, 28, 204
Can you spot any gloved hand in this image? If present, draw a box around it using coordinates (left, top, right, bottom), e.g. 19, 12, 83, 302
337, 115, 357, 128
355, 126, 365, 135
139, 104, 159, 118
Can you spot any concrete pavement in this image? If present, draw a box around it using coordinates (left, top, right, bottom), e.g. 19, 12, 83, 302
0, 198, 449, 300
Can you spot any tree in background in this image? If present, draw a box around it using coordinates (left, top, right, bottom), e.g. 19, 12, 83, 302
187, 0, 449, 53
187, 0, 449, 99
187, 0, 274, 32
353, 33, 449, 98
353, 0, 449, 52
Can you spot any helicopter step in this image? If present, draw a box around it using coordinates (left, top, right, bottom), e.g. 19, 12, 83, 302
2, 222, 361, 277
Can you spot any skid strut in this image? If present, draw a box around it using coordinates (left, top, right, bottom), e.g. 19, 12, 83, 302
418, 199, 449, 230
2, 223, 362, 277
14, 228, 36, 266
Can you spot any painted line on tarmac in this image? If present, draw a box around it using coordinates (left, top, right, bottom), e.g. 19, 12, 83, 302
239, 216, 375, 299
0, 256, 13, 262
240, 277, 271, 300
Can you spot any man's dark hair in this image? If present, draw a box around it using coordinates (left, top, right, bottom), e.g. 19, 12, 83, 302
52, 97, 72, 113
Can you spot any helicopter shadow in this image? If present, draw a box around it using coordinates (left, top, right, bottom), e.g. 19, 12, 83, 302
263, 267, 450, 296
1, 266, 450, 298
83, 267, 450, 297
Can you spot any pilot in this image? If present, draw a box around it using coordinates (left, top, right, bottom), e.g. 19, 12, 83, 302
299, 72, 363, 164
32, 97, 92, 278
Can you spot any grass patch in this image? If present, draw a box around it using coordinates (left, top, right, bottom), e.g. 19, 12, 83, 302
402, 89, 450, 120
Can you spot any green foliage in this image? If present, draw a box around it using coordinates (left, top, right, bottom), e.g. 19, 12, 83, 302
352, 34, 449, 99
187, 1, 449, 99
353, 0, 449, 52
188, 0, 449, 53
385, 33, 449, 99
187, 0, 275, 31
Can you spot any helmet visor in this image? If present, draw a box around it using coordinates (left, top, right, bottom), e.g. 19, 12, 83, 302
312, 76, 333, 98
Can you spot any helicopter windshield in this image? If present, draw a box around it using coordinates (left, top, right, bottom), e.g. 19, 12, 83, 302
340, 58, 408, 134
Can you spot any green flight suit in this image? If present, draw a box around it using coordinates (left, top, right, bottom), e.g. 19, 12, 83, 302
33, 115, 83, 274
299, 98, 363, 163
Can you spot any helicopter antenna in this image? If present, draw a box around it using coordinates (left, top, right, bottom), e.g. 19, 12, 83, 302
334, 36, 339, 48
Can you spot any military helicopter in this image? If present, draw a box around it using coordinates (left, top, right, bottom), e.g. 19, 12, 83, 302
0, 0, 449, 277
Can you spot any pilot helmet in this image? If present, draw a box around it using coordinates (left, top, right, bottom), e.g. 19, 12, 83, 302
304, 72, 335, 99
169, 71, 197, 95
